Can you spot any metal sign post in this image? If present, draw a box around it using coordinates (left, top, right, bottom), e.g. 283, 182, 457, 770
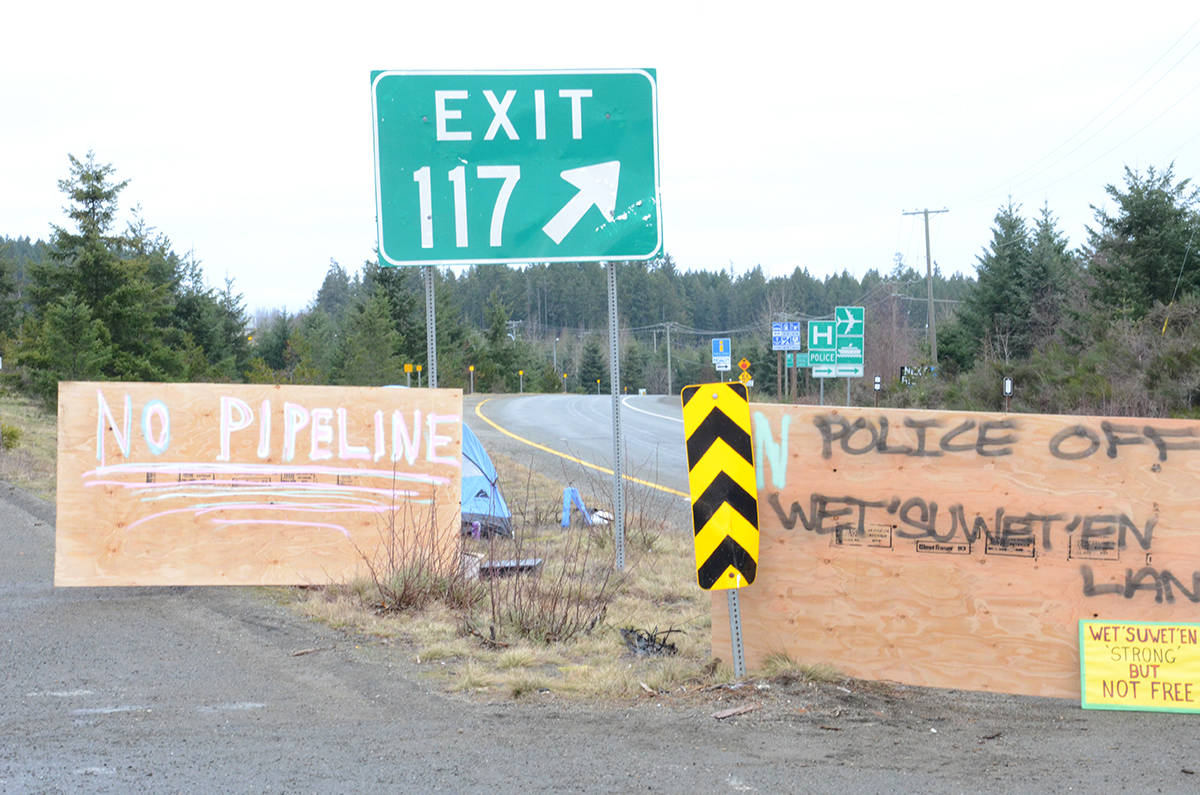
727, 589, 746, 679
424, 266, 438, 388
607, 261, 626, 570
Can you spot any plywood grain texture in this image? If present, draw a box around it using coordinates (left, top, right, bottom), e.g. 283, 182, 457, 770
715, 405, 1200, 698
56, 382, 462, 586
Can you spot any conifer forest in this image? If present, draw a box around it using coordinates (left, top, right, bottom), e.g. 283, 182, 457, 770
4, 153, 1199, 418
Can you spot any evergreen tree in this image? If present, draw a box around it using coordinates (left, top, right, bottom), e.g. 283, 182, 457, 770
17, 153, 249, 392
337, 290, 402, 385
621, 341, 650, 393
0, 244, 22, 337
255, 311, 292, 372
23, 293, 112, 403
313, 259, 354, 323
957, 201, 1033, 364
1026, 204, 1076, 346
39, 152, 130, 313
214, 278, 252, 380
1087, 164, 1200, 319
477, 288, 515, 391
291, 308, 340, 383
578, 334, 606, 391
361, 261, 422, 358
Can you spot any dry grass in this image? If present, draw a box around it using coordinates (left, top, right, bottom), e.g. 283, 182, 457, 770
758, 651, 842, 684
300, 446, 730, 701
0, 389, 57, 500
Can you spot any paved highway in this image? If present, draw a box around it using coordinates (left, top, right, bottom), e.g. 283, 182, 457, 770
469, 393, 690, 499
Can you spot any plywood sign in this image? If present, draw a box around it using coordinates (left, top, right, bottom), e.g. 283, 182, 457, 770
715, 405, 1200, 698
56, 382, 462, 586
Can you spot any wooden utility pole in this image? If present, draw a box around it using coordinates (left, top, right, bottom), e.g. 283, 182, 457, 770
665, 322, 673, 395
902, 208, 948, 366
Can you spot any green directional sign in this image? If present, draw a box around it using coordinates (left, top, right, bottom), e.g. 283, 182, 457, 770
835, 306, 864, 366
371, 69, 662, 266
808, 308, 865, 377
808, 320, 836, 364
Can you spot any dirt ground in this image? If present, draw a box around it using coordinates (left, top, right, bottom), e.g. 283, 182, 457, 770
8, 392, 1199, 791
453, 396, 1200, 792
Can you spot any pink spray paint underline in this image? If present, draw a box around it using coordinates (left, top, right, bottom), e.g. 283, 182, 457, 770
82, 479, 423, 500
82, 461, 452, 486
122, 501, 403, 533
208, 518, 351, 539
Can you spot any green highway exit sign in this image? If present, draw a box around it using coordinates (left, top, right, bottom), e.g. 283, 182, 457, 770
371, 69, 662, 266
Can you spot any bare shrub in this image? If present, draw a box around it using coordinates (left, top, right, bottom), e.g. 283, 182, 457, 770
466, 526, 623, 646
357, 488, 483, 614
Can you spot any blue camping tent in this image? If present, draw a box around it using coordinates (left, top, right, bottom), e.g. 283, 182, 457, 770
461, 423, 512, 537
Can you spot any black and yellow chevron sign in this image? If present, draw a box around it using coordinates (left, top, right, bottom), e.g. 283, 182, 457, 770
680, 382, 759, 590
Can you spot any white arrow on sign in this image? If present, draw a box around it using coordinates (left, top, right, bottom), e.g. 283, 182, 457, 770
542, 161, 621, 245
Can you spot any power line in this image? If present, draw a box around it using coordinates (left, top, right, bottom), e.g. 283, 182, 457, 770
892, 294, 962, 305
1027, 76, 1200, 195
961, 15, 1200, 204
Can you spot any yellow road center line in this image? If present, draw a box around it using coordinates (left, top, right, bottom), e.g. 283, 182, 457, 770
474, 398, 689, 500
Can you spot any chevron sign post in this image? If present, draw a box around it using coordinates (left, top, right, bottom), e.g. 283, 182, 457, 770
681, 381, 760, 677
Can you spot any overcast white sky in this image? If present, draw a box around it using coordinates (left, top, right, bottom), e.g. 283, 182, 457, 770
3, 2, 1200, 314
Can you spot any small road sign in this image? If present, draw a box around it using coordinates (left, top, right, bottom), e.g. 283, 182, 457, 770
372, 69, 661, 266
812, 363, 864, 378
738, 370, 752, 384
789, 351, 811, 367
834, 306, 865, 366
808, 320, 836, 353
835, 305, 864, 336
738, 357, 751, 371
771, 321, 804, 351
712, 338, 731, 371
680, 382, 759, 589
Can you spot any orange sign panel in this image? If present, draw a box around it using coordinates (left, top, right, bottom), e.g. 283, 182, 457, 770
56, 382, 463, 586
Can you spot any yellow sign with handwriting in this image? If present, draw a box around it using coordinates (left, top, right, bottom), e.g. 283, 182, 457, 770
1080, 620, 1200, 712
